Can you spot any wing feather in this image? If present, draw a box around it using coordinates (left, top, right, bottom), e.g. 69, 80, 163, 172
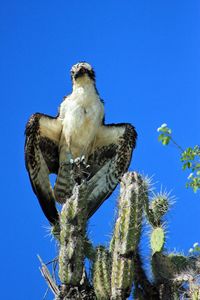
87, 123, 137, 217
25, 113, 62, 225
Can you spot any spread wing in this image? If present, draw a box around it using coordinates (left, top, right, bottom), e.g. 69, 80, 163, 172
87, 123, 137, 218
25, 113, 62, 225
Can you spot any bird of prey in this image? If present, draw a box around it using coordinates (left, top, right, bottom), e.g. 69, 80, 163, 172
25, 62, 137, 225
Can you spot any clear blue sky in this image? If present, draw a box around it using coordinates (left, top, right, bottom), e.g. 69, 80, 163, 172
1, 1, 199, 299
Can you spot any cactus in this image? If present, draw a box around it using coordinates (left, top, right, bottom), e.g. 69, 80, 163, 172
93, 246, 111, 299
151, 227, 165, 254
152, 252, 188, 282
58, 183, 88, 286
147, 193, 169, 227
37, 171, 200, 300
110, 172, 147, 299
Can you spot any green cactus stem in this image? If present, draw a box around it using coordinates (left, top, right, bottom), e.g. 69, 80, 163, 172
152, 252, 188, 283
58, 183, 88, 286
147, 193, 170, 227
110, 172, 147, 299
191, 289, 200, 300
39, 169, 200, 300
150, 227, 165, 254
152, 252, 189, 300
189, 279, 200, 300
51, 221, 61, 241
93, 246, 111, 299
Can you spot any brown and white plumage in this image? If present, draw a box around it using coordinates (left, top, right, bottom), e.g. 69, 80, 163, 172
25, 62, 137, 225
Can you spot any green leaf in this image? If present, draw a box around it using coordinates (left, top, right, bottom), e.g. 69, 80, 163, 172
168, 128, 172, 134
158, 134, 165, 141
162, 136, 170, 145
182, 163, 188, 170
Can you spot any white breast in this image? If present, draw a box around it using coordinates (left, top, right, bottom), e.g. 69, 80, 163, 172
59, 84, 104, 158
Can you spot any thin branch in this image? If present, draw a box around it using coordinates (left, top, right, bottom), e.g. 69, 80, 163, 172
170, 136, 184, 153
38, 255, 59, 296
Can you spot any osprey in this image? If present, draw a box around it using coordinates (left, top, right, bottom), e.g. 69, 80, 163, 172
25, 62, 137, 225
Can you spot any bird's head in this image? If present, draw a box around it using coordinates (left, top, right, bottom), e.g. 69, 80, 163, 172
71, 62, 95, 86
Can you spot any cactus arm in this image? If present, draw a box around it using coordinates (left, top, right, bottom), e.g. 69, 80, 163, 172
110, 172, 146, 299
146, 193, 170, 227
151, 227, 165, 254
93, 246, 111, 299
58, 183, 88, 286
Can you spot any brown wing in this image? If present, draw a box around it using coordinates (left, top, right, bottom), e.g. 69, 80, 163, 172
86, 123, 137, 218
25, 113, 62, 225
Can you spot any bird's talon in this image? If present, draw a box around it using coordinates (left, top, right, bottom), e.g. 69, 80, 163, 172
74, 157, 80, 163
81, 155, 85, 162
